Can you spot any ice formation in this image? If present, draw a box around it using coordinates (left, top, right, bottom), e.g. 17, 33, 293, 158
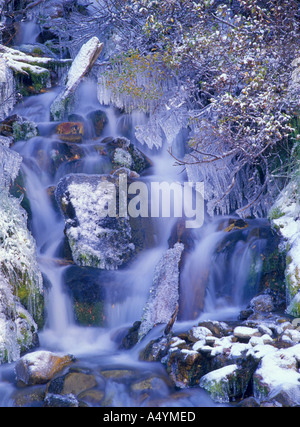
0, 138, 22, 190
0, 139, 43, 363
0, 57, 16, 120
138, 243, 184, 341
253, 344, 300, 404
0, 191, 43, 319
55, 174, 135, 270
98, 67, 189, 150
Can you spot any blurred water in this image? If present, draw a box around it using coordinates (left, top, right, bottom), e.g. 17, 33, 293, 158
0, 80, 268, 407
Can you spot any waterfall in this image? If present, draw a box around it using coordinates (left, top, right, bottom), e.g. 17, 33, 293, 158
0, 74, 278, 408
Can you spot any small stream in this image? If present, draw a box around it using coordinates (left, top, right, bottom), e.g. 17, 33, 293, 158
0, 77, 278, 407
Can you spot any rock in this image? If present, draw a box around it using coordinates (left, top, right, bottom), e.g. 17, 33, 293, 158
63, 266, 105, 326
15, 351, 75, 386
106, 137, 152, 174
100, 369, 137, 381
269, 182, 300, 316
44, 393, 79, 407
56, 122, 84, 143
47, 372, 97, 396
0, 114, 38, 141
120, 321, 141, 350
50, 37, 103, 120
253, 344, 300, 405
0, 190, 44, 330
87, 110, 108, 137
250, 294, 274, 313
236, 396, 260, 407
55, 173, 135, 270
188, 326, 212, 344
200, 364, 246, 403
233, 326, 261, 341
130, 375, 171, 402
12, 385, 46, 407
138, 243, 185, 341
113, 147, 133, 169
77, 389, 104, 407
0, 273, 25, 364
139, 337, 171, 362
15, 304, 39, 354
164, 348, 210, 388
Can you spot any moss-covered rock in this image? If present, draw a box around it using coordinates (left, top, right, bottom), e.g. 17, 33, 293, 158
200, 364, 243, 403
0, 192, 44, 331
0, 114, 38, 141
269, 181, 300, 316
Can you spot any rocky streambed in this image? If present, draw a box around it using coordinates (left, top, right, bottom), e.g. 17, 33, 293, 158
3, 291, 300, 408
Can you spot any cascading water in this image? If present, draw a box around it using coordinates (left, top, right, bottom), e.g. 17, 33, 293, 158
0, 75, 277, 407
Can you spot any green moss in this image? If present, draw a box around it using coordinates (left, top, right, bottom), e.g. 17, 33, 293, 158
268, 207, 285, 221
11, 270, 45, 330
12, 120, 38, 142
16, 67, 50, 95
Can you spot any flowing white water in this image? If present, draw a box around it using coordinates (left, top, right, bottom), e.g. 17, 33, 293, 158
0, 77, 272, 407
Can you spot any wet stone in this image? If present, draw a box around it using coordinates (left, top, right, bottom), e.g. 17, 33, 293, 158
46, 372, 98, 397
77, 389, 105, 407
56, 122, 84, 143
87, 110, 108, 137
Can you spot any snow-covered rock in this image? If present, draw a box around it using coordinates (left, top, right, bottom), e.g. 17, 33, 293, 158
0, 191, 44, 323
138, 243, 185, 341
15, 350, 75, 386
233, 326, 261, 341
0, 139, 44, 363
50, 37, 103, 120
55, 173, 135, 270
200, 364, 243, 403
253, 344, 300, 405
250, 294, 274, 313
269, 182, 300, 316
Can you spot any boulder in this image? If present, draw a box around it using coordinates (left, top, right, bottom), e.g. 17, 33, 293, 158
250, 294, 274, 314
55, 173, 135, 270
139, 337, 171, 362
269, 182, 300, 316
253, 344, 300, 405
87, 110, 108, 137
233, 326, 261, 342
63, 266, 105, 326
200, 364, 245, 403
15, 351, 75, 386
0, 274, 39, 363
56, 122, 84, 143
164, 348, 210, 388
0, 114, 38, 141
44, 393, 79, 407
47, 372, 97, 396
